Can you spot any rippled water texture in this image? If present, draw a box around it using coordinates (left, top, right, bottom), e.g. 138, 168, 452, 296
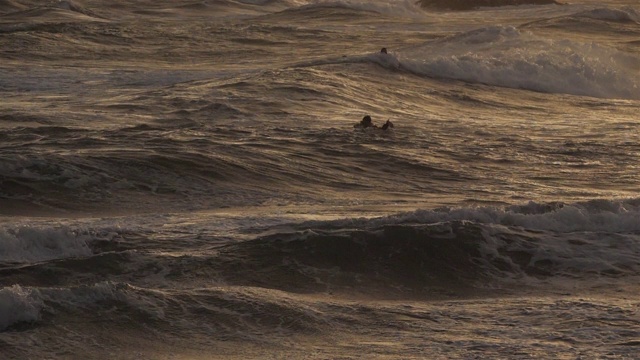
1, 0, 639, 358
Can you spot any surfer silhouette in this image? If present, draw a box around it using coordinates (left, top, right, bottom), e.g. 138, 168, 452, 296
380, 47, 388, 54
355, 115, 393, 130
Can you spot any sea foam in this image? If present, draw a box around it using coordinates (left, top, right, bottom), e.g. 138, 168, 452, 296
0, 282, 163, 332
309, 198, 640, 234
0, 285, 43, 331
405, 199, 640, 233
398, 26, 640, 99
0, 225, 92, 263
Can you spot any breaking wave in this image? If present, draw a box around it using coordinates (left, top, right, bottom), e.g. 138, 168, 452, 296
0, 281, 328, 336
0, 285, 42, 331
417, 0, 559, 11
398, 25, 640, 99
312, 198, 640, 234
2, 199, 639, 331
0, 225, 123, 263
209, 199, 640, 294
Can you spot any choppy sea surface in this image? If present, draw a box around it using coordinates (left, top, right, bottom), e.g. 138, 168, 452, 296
1, 0, 639, 358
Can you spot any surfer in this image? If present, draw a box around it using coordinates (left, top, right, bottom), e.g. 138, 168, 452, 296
355, 115, 393, 130
380, 47, 388, 54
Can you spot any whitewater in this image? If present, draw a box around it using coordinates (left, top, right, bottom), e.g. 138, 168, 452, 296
1, 0, 639, 358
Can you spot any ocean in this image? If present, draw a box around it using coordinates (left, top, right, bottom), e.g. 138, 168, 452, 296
1, 0, 639, 358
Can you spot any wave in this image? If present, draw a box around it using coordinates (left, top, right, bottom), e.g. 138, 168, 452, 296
0, 0, 103, 20
0, 225, 126, 264
311, 198, 640, 234
417, 0, 559, 11
207, 199, 640, 294
575, 7, 640, 24
0, 134, 270, 213
0, 0, 106, 33
52, 0, 101, 17
256, 0, 425, 19
0, 281, 327, 337
0, 282, 155, 332
0, 0, 26, 14
523, 7, 640, 33
0, 285, 42, 331
0, 199, 638, 333
291, 23, 639, 99
397, 26, 640, 99
270, 0, 559, 18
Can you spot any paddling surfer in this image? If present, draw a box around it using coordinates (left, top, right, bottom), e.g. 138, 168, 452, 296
355, 115, 393, 130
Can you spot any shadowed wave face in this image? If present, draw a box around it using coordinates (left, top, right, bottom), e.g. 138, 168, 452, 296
417, 0, 559, 11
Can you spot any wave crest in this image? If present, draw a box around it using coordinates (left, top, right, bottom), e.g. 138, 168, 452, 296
0, 285, 42, 331
217, 201, 640, 294
398, 26, 640, 99
576, 7, 640, 23
417, 0, 559, 11
0, 225, 122, 263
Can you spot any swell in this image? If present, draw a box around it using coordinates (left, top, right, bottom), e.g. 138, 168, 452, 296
290, 27, 640, 100
215, 222, 487, 294
11, 198, 634, 286
0, 0, 26, 14
522, 7, 640, 35
0, 282, 328, 348
395, 25, 640, 99
256, 3, 379, 23
0, 144, 466, 215
2, 56, 638, 215
0, 106, 463, 214
5, 207, 638, 296
417, 0, 560, 11
2, 199, 639, 336
0, 148, 272, 213
0, 1, 105, 25
215, 216, 640, 294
